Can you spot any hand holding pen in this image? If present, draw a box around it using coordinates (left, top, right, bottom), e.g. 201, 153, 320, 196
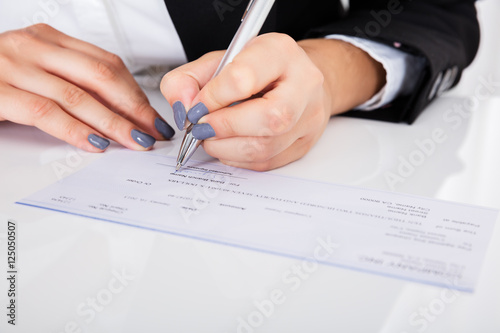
161, 0, 386, 171
169, 0, 276, 171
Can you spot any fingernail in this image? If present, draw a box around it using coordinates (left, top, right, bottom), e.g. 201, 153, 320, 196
172, 101, 186, 130
88, 134, 110, 150
192, 123, 216, 140
131, 129, 156, 148
155, 117, 175, 139
187, 102, 209, 124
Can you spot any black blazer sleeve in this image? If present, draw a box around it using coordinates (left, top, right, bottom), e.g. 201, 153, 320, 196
307, 0, 480, 123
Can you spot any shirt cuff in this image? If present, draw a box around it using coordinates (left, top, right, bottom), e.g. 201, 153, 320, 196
326, 34, 425, 111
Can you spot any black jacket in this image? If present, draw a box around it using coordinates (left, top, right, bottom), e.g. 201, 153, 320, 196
164, 0, 480, 123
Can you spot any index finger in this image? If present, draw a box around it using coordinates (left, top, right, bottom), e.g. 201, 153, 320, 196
160, 51, 224, 129
192, 34, 294, 114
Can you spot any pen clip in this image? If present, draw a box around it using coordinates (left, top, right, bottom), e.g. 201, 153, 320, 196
241, 0, 256, 22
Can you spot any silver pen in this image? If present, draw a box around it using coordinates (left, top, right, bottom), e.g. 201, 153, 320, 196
176, 0, 276, 171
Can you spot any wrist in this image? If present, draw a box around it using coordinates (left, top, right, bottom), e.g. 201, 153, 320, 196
298, 38, 386, 116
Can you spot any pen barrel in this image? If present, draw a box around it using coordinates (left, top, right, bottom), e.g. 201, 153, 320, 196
177, 0, 275, 169
213, 0, 276, 78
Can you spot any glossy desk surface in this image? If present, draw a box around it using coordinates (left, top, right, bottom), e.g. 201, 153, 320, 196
1, 2, 499, 332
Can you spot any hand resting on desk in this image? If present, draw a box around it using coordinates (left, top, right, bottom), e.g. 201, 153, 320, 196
0, 24, 175, 152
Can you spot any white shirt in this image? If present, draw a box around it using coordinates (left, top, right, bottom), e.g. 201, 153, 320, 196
0, 0, 422, 110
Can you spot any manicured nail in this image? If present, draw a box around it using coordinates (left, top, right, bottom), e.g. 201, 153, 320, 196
131, 129, 156, 148
172, 101, 186, 130
192, 123, 216, 140
155, 117, 175, 139
88, 134, 110, 150
187, 102, 209, 124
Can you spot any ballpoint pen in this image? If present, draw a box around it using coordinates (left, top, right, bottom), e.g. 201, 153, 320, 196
175, 0, 276, 171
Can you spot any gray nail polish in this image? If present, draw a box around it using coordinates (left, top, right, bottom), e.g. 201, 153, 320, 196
88, 134, 110, 150
187, 102, 209, 124
192, 123, 216, 140
131, 129, 156, 148
173, 101, 186, 130
155, 117, 175, 139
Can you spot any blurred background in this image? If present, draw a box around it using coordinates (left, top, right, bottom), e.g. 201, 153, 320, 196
449, 0, 500, 97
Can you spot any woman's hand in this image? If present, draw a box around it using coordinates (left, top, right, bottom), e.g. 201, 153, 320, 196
161, 33, 385, 171
0, 24, 174, 152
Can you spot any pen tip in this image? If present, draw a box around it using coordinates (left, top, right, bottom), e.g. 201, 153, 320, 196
176, 163, 182, 171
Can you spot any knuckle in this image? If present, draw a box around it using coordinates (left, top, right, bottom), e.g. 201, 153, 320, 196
240, 137, 274, 162
31, 23, 52, 31
219, 114, 238, 137
18, 24, 53, 43
99, 114, 120, 134
269, 33, 297, 54
61, 119, 80, 139
104, 52, 126, 70
15, 29, 34, 42
225, 62, 256, 96
266, 104, 296, 135
134, 86, 149, 101
114, 88, 149, 116
25, 23, 52, 36
238, 139, 257, 161
93, 60, 117, 81
7, 29, 38, 49
132, 100, 152, 118
30, 98, 57, 119
62, 86, 87, 107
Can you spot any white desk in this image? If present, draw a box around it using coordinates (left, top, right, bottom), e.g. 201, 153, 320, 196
1, 2, 499, 332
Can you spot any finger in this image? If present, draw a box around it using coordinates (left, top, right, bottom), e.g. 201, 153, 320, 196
194, 82, 308, 139
201, 101, 326, 165
194, 34, 294, 113
54, 32, 143, 92
219, 135, 316, 172
23, 24, 139, 89
0, 83, 109, 152
202, 130, 299, 164
5, 65, 157, 150
160, 51, 224, 129
33, 42, 172, 140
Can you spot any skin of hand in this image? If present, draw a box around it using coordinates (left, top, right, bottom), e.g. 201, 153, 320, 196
162, 33, 386, 171
0, 24, 175, 152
